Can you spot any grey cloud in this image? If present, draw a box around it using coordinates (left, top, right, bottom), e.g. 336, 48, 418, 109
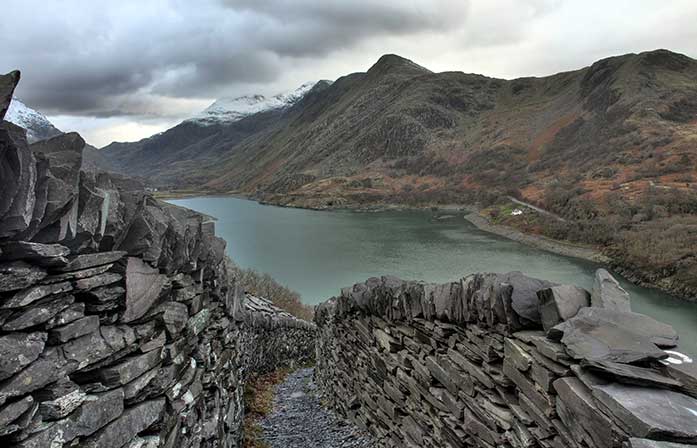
1, 0, 467, 118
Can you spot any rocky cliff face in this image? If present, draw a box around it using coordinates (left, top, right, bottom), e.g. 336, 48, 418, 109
315, 270, 697, 447
0, 71, 316, 447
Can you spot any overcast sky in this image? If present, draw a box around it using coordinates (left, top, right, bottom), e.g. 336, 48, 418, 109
3, 0, 697, 147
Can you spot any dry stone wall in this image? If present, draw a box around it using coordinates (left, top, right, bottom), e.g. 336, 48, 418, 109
315, 271, 697, 448
0, 71, 316, 448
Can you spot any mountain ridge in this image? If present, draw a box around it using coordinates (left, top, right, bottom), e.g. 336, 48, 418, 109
98, 48, 697, 300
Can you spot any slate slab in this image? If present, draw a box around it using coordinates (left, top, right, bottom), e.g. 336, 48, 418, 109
554, 307, 678, 348
0, 241, 70, 261
551, 307, 676, 364
592, 382, 697, 442
581, 360, 682, 388
497, 271, 555, 324
0, 395, 34, 430
17, 388, 125, 446
592, 269, 631, 312
48, 315, 100, 344
121, 257, 166, 323
2, 294, 75, 331
554, 377, 624, 448
0, 261, 47, 292
81, 398, 165, 448
626, 438, 697, 448
0, 331, 46, 380
1, 280, 72, 308
34, 378, 85, 420
537, 285, 590, 332
57, 251, 127, 272
661, 351, 697, 399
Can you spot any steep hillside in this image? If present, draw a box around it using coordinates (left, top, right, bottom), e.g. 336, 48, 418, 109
102, 50, 697, 299
101, 50, 697, 204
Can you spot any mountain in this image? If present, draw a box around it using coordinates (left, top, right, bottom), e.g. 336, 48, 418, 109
101, 50, 697, 300
101, 51, 697, 203
5, 96, 62, 143
5, 96, 117, 173
188, 81, 326, 126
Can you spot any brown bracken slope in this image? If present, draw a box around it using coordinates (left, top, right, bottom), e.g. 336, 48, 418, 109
101, 50, 697, 299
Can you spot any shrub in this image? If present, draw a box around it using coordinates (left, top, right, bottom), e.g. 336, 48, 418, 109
228, 261, 314, 321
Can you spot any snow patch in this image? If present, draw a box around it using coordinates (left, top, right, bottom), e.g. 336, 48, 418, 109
4, 97, 62, 143
188, 81, 325, 126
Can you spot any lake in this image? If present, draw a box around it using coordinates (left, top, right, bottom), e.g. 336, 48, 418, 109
169, 196, 697, 355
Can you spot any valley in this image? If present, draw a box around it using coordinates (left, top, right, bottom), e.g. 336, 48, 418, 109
93, 50, 697, 302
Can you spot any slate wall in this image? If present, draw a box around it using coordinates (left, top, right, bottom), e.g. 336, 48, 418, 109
0, 71, 316, 448
315, 272, 697, 448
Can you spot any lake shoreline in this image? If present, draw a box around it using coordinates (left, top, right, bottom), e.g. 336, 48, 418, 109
462, 212, 611, 264
162, 191, 693, 302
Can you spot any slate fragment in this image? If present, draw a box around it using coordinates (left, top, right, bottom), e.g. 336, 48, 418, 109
537, 284, 589, 332
592, 268, 631, 312
581, 359, 682, 388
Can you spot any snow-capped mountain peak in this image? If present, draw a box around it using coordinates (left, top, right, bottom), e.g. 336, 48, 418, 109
189, 81, 323, 126
4, 97, 62, 143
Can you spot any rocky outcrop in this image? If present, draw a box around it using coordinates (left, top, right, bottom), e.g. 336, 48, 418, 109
315, 269, 697, 448
0, 71, 316, 447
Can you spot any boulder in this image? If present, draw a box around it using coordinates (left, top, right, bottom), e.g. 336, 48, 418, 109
121, 257, 166, 323
537, 285, 590, 332
592, 269, 631, 312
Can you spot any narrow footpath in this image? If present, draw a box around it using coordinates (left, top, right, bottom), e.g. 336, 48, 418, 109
260, 368, 376, 448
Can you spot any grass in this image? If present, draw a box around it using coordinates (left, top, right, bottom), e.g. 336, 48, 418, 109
242, 368, 292, 448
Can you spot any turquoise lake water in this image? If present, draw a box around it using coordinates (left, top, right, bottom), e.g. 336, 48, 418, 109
169, 196, 697, 355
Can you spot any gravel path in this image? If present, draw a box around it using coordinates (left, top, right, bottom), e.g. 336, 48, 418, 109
260, 368, 376, 448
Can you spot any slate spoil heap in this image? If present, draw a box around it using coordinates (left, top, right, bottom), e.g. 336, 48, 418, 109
315, 270, 697, 448
0, 71, 316, 447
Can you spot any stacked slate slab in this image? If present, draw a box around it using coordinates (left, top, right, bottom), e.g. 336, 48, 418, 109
0, 71, 316, 448
315, 269, 697, 448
